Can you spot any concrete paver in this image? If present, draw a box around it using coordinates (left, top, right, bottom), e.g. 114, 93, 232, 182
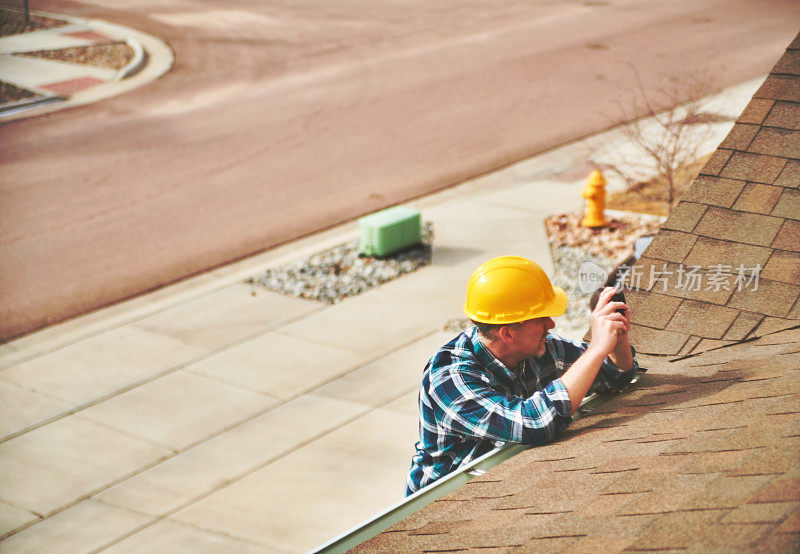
422, 198, 555, 258
130, 284, 322, 351
278, 293, 442, 357
0, 326, 207, 407
184, 331, 364, 399
0, 381, 71, 440
93, 394, 368, 517
103, 519, 268, 554
478, 178, 585, 214
0, 499, 152, 554
0, 499, 38, 538
170, 405, 418, 552
372, 263, 479, 322
79, 370, 277, 450
0, 415, 171, 517
313, 332, 451, 408
381, 390, 420, 419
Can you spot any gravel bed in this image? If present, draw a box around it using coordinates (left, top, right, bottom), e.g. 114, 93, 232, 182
247, 223, 433, 304
545, 210, 663, 262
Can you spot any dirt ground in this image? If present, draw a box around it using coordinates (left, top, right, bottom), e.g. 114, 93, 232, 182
605, 154, 711, 216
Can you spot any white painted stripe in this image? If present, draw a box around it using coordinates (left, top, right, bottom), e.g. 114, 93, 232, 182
0, 54, 115, 93
0, 24, 113, 54
152, 9, 283, 29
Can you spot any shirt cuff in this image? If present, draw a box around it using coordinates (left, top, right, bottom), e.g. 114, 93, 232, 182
607, 344, 639, 373
544, 378, 573, 418
605, 345, 639, 392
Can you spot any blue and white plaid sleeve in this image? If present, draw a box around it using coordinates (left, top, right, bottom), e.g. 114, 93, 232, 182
428, 365, 573, 445
547, 335, 639, 393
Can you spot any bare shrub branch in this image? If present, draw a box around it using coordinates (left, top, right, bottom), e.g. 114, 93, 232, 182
595, 65, 722, 212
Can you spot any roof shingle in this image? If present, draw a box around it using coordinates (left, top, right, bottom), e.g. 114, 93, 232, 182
748, 126, 800, 158
732, 182, 784, 214
772, 188, 800, 219
773, 159, 800, 188
681, 175, 745, 207
771, 219, 800, 251
763, 100, 800, 130
693, 206, 784, 246
719, 151, 788, 183
754, 74, 800, 102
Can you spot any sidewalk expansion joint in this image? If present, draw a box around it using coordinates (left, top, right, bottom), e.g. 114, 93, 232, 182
90, 384, 420, 553
0, 306, 326, 444
0, 284, 327, 371
0, 329, 434, 540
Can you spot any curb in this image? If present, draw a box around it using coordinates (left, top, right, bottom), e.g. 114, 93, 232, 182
0, 94, 63, 116
120, 36, 146, 79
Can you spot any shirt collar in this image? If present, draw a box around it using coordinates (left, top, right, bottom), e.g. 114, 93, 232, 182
468, 326, 519, 386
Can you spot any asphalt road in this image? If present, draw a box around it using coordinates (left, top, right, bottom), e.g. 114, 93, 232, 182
2, 0, 799, 339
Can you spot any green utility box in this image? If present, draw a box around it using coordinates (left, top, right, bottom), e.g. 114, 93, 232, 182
358, 206, 422, 257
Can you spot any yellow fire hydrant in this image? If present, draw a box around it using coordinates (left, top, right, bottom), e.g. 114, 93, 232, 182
580, 169, 608, 228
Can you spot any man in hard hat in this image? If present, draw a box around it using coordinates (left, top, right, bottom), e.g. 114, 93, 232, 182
405, 255, 637, 496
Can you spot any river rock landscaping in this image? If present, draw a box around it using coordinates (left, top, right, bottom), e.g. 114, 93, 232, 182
247, 223, 434, 304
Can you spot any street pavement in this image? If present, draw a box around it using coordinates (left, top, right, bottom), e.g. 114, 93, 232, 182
0, 56, 761, 550
3, 0, 798, 342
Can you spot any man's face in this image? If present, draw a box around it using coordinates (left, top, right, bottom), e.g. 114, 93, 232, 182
510, 316, 555, 358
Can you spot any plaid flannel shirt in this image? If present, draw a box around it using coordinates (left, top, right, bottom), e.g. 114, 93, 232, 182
406, 326, 637, 496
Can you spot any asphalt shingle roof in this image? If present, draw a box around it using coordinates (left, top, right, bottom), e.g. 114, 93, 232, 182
627, 33, 800, 358
351, 30, 800, 553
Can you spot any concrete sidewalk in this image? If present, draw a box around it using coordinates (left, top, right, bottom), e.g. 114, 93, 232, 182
0, 78, 762, 552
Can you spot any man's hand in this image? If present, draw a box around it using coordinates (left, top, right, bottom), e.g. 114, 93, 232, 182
560, 287, 636, 413
588, 287, 629, 358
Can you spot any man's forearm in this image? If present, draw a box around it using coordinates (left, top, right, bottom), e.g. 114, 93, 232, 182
559, 346, 607, 414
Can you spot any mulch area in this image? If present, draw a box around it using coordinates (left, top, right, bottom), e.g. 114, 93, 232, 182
20, 42, 134, 70
0, 80, 37, 102
545, 210, 663, 263
0, 9, 67, 36
551, 153, 710, 261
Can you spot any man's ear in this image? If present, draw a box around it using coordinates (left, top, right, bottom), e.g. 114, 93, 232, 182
497, 324, 515, 344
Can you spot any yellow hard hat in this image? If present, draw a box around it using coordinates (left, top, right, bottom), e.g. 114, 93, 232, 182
464, 256, 568, 324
